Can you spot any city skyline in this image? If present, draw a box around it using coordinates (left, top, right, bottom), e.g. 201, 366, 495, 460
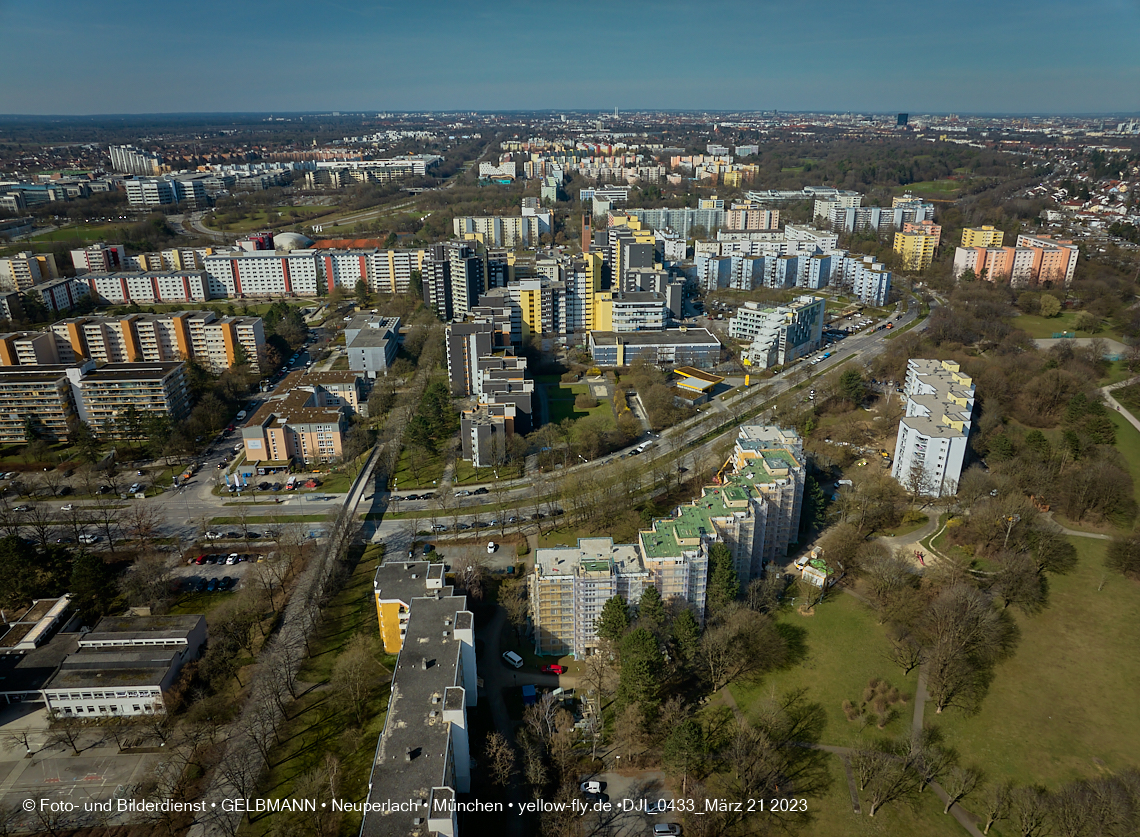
1, 0, 1138, 116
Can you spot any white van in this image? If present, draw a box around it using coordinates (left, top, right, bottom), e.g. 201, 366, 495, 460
78, 534, 100, 544
501, 651, 524, 669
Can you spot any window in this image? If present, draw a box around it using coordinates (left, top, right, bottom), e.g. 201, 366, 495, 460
133, 705, 141, 712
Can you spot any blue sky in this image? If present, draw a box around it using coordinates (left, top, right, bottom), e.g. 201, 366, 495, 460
1, 0, 1138, 115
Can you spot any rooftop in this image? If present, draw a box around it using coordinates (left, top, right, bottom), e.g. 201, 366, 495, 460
44, 649, 179, 690
82, 614, 203, 645
589, 327, 720, 347
374, 561, 446, 604
535, 537, 644, 578
361, 594, 469, 837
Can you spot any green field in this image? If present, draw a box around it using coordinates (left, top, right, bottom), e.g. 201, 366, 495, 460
1107, 409, 1140, 508
933, 537, 1140, 789
894, 180, 962, 196
729, 593, 919, 750
543, 381, 615, 429
208, 205, 331, 234
27, 222, 128, 242
1012, 311, 1125, 342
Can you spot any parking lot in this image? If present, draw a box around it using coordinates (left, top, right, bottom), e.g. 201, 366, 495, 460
169, 543, 274, 595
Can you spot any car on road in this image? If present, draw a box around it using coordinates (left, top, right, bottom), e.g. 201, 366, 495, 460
431, 524, 447, 532
78, 534, 99, 544
543, 664, 566, 674
501, 650, 524, 669
474, 487, 489, 495
507, 516, 518, 523
455, 490, 471, 497
420, 492, 435, 500
60, 504, 74, 511
455, 522, 470, 530
13, 505, 29, 512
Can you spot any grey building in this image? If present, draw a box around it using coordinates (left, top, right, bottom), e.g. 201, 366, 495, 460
344, 315, 401, 377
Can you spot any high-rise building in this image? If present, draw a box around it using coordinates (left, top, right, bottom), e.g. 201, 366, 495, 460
952, 234, 1078, 287
70, 244, 126, 274
0, 252, 59, 292
891, 359, 975, 498
897, 113, 909, 127
961, 225, 1004, 248
364, 563, 475, 837
893, 220, 942, 271
730, 296, 825, 367
108, 145, 162, 176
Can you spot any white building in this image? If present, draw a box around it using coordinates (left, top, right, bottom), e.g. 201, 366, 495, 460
730, 296, 825, 368
86, 271, 212, 305
41, 615, 206, 718
891, 359, 975, 498
844, 255, 893, 306
202, 250, 323, 297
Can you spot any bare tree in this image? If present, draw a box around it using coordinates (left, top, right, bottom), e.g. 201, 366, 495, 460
499, 577, 528, 641
331, 633, 382, 727
21, 503, 57, 550
981, 780, 1014, 834
485, 731, 515, 788
1010, 785, 1051, 837
122, 502, 164, 551
943, 766, 982, 814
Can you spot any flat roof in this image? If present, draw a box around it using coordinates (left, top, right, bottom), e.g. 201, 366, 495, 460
82, 614, 203, 644
373, 561, 446, 604
361, 594, 468, 837
0, 633, 79, 695
674, 366, 723, 384
44, 651, 176, 690
589, 328, 720, 347
535, 537, 644, 578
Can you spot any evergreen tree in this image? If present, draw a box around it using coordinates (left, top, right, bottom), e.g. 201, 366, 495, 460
595, 595, 630, 644
69, 552, 116, 619
637, 585, 666, 635
617, 628, 664, 718
671, 608, 701, 669
706, 542, 740, 615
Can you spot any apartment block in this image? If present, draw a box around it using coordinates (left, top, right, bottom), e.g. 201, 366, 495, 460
952, 234, 1078, 288
366, 248, 426, 294
67, 361, 192, 432
0, 251, 59, 292
202, 250, 323, 297
530, 538, 650, 658
108, 145, 162, 176
0, 367, 76, 442
452, 215, 540, 248
730, 295, 825, 368
891, 359, 975, 498
71, 244, 127, 275
241, 390, 350, 466
725, 201, 780, 231
423, 242, 484, 321
445, 322, 494, 397
844, 255, 893, 306
86, 271, 212, 305
343, 314, 401, 377
460, 402, 517, 468
893, 220, 941, 272
0, 331, 60, 366
828, 202, 934, 234
363, 564, 475, 837
31, 277, 89, 313
622, 207, 725, 238
961, 225, 1004, 248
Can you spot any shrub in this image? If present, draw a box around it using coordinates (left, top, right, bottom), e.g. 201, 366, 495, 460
574, 393, 599, 410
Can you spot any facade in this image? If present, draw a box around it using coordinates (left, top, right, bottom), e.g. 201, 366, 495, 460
891, 359, 975, 498
108, 145, 162, 176
0, 367, 76, 442
42, 615, 206, 719
343, 315, 401, 377
86, 270, 213, 305
124, 176, 210, 209
71, 244, 127, 275
961, 225, 1004, 248
445, 322, 495, 397
202, 250, 323, 297
363, 564, 475, 837
50, 312, 264, 373
31, 277, 89, 313
828, 202, 934, 234
952, 234, 1079, 287
67, 361, 192, 432
730, 296, 825, 368
0, 251, 59, 292
0, 331, 60, 366
423, 241, 484, 321
530, 538, 649, 658
622, 207, 725, 237
843, 255, 893, 306
588, 328, 721, 369
460, 402, 514, 468
242, 388, 350, 466
605, 291, 670, 332
893, 220, 942, 271
452, 215, 540, 248
725, 201, 780, 231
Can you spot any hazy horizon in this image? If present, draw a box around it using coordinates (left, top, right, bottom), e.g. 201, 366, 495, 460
1, 0, 1138, 116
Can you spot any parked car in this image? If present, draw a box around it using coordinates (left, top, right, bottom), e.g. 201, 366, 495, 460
60, 504, 74, 511
653, 825, 682, 836
245, 532, 261, 540
487, 541, 497, 554
205, 531, 223, 540
580, 781, 603, 794
206, 578, 218, 593
501, 651, 524, 669
474, 487, 489, 495
543, 664, 566, 675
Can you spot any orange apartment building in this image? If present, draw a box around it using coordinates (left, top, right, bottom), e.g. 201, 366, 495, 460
952, 233, 1079, 287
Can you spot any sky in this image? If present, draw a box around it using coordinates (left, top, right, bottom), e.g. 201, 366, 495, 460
1, 0, 1138, 116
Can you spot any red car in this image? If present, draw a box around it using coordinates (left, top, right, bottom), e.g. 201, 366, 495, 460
542, 664, 566, 675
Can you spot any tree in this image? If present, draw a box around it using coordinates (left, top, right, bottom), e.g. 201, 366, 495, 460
71, 420, 102, 464
70, 552, 116, 619
670, 608, 701, 668
662, 718, 705, 795
942, 765, 982, 814
594, 595, 630, 644
1038, 294, 1061, 318
354, 278, 370, 308
981, 780, 1014, 834
331, 633, 382, 728
499, 578, 529, 640
617, 628, 664, 719
485, 731, 515, 788
706, 542, 739, 615
1009, 785, 1051, 837
636, 584, 666, 636
838, 368, 866, 403
1106, 533, 1140, 580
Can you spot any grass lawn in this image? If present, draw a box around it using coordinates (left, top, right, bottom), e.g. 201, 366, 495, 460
893, 180, 962, 196
729, 593, 919, 750
1100, 359, 1134, 386
874, 512, 929, 538
1012, 311, 1126, 343
933, 537, 1140, 790
545, 381, 612, 424
27, 222, 127, 242
1107, 410, 1140, 508
167, 590, 237, 619
245, 543, 396, 837
390, 444, 447, 489
799, 754, 968, 837
452, 459, 523, 485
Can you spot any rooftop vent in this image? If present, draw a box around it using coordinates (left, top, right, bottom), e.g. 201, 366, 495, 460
405, 748, 413, 762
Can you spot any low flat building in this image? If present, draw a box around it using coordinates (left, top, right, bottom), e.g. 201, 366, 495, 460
41, 615, 206, 718
588, 327, 721, 369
